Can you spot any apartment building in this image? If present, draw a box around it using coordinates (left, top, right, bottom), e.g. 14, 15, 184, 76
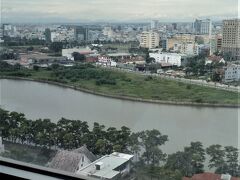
224, 64, 240, 82
222, 19, 240, 60
140, 31, 160, 49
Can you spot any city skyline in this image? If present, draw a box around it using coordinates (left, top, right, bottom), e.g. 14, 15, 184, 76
1, 0, 239, 23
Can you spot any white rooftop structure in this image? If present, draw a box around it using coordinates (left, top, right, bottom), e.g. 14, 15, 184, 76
221, 174, 232, 180
62, 47, 97, 60
77, 152, 134, 179
149, 52, 182, 67
107, 53, 132, 57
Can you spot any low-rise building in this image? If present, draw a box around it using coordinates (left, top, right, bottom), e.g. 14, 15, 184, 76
183, 172, 239, 180
205, 55, 225, 65
48, 146, 97, 173
107, 53, 132, 60
77, 152, 134, 180
173, 41, 199, 55
224, 64, 240, 82
96, 57, 117, 67
149, 52, 182, 67
19, 52, 68, 68
62, 47, 97, 60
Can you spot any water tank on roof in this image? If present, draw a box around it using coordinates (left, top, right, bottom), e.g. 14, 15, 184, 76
221, 174, 232, 180
95, 162, 104, 170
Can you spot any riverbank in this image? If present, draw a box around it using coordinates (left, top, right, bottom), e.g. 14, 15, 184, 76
1, 76, 239, 108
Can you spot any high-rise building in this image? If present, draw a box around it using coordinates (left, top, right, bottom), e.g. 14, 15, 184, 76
45, 28, 51, 43
74, 26, 89, 42
103, 26, 114, 37
222, 19, 240, 60
216, 35, 222, 52
2, 24, 14, 37
160, 39, 167, 51
140, 31, 160, 49
193, 19, 212, 35
172, 23, 177, 30
150, 20, 159, 30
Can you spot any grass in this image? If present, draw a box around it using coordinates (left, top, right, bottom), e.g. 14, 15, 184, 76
1, 65, 239, 105
102, 43, 132, 53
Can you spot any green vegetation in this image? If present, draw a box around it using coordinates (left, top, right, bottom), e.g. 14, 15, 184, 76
102, 42, 132, 53
2, 141, 56, 166
72, 52, 86, 62
0, 62, 239, 105
0, 109, 239, 178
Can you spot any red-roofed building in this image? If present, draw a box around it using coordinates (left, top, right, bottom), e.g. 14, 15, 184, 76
206, 55, 225, 65
182, 173, 239, 180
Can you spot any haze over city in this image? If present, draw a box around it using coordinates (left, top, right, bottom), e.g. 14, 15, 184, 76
1, 0, 239, 23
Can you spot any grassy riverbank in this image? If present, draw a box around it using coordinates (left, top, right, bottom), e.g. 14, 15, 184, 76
0, 63, 239, 105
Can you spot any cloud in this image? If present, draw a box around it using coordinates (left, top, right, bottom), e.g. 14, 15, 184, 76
1, 0, 239, 23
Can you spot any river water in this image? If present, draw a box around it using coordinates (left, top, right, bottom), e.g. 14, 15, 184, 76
0, 79, 239, 154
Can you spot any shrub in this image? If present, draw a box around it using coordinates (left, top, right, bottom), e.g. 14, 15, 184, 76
195, 98, 203, 103
145, 76, 153, 81
186, 84, 192, 89
96, 78, 116, 86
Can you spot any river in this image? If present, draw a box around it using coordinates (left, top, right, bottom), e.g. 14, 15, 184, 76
0, 79, 239, 154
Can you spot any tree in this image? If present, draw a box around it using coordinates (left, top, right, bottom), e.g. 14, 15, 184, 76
184, 142, 205, 174
31, 119, 57, 149
146, 57, 155, 64
72, 52, 86, 62
116, 126, 131, 152
128, 132, 141, 161
224, 146, 239, 176
141, 165, 183, 180
33, 65, 39, 71
27, 46, 34, 51
0, 109, 10, 138
166, 151, 193, 177
139, 129, 168, 166
95, 139, 109, 155
51, 63, 60, 70
49, 42, 63, 53
206, 144, 226, 174
195, 36, 204, 44
166, 142, 205, 177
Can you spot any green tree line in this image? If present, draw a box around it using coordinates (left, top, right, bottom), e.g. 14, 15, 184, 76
0, 108, 239, 178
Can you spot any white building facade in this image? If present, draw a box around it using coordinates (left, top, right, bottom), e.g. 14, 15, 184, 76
173, 42, 199, 55
150, 20, 159, 30
96, 56, 117, 67
224, 64, 240, 82
77, 152, 134, 179
149, 52, 182, 67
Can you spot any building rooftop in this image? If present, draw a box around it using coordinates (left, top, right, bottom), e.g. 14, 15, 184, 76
183, 172, 239, 180
207, 55, 224, 62
48, 150, 83, 173
48, 146, 96, 173
73, 146, 97, 162
107, 53, 131, 57
77, 152, 133, 179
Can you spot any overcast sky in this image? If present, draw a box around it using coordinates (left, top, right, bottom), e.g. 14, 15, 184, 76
1, 0, 239, 23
